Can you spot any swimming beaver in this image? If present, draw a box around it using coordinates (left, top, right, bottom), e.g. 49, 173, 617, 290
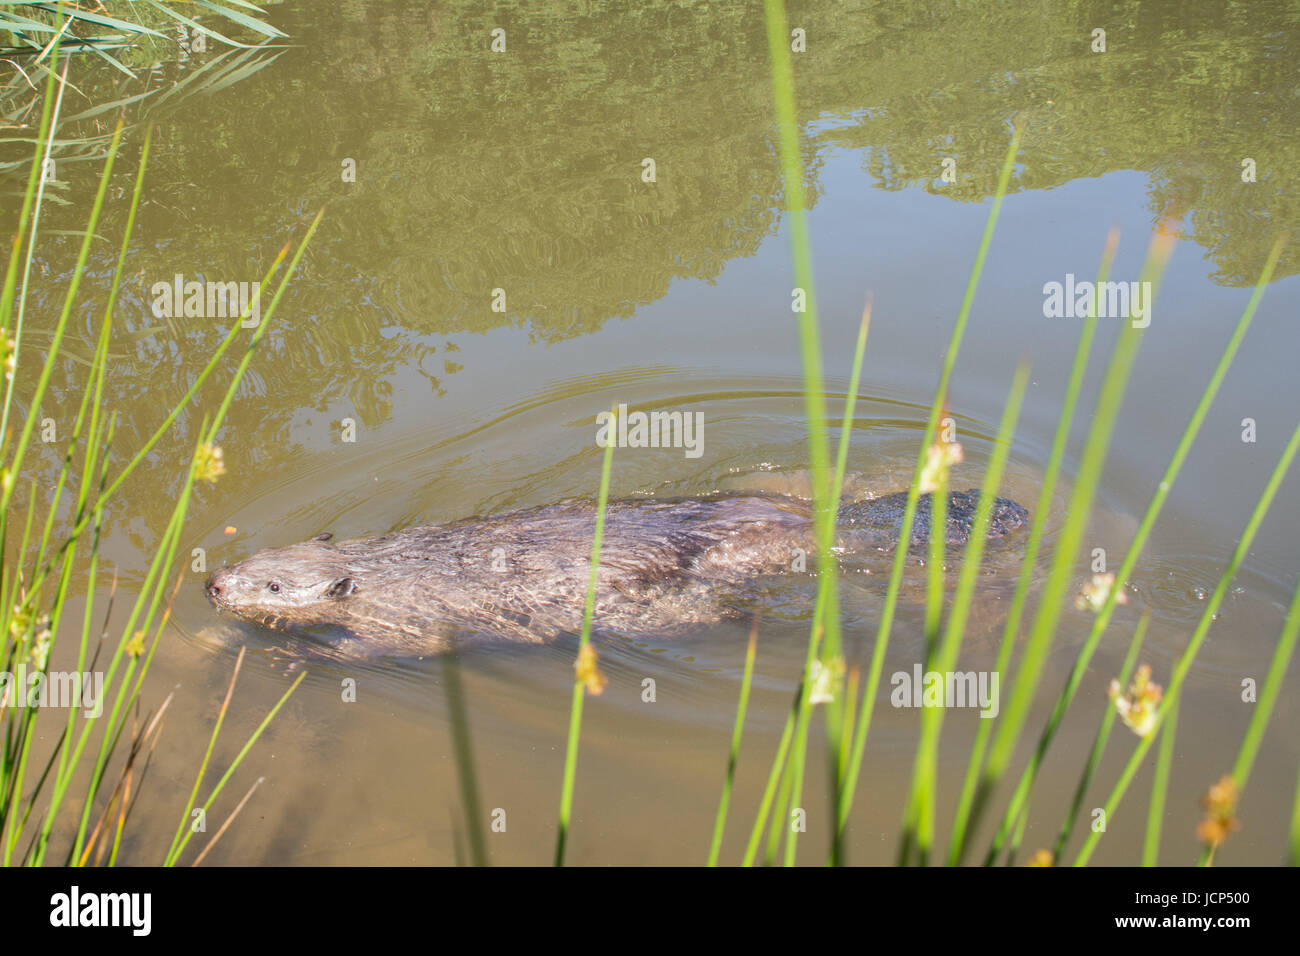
205, 489, 1028, 656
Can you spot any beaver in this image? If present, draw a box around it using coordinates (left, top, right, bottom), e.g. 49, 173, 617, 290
205, 489, 1028, 656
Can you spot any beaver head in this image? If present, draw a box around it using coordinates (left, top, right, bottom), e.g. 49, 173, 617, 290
205, 533, 359, 631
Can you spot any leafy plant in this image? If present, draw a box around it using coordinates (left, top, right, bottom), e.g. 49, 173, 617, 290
0, 31, 317, 866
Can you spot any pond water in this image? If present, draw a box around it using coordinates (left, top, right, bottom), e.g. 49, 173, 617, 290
7, 0, 1299, 865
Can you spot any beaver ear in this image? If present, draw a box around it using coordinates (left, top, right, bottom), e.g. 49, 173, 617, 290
326, 577, 356, 599
314, 532, 333, 542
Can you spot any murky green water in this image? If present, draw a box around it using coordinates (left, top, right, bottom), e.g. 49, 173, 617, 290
6, 0, 1300, 865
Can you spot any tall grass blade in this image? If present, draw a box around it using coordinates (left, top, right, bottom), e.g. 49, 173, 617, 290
553, 408, 617, 866
740, 303, 869, 867
1052, 612, 1148, 860
0, 47, 68, 455
901, 361, 1030, 865
977, 222, 1178, 864
165, 670, 306, 866
1074, 416, 1300, 865
740, 709, 793, 866
1144, 695, 1178, 866
981, 232, 1283, 864
946, 226, 1118, 863
756, 0, 848, 868
838, 119, 1025, 839
708, 617, 759, 866
1194, 561, 1300, 866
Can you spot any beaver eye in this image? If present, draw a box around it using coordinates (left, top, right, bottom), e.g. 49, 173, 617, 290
268, 581, 281, 593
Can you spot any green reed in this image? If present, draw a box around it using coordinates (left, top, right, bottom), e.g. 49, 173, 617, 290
772, 306, 871, 867
836, 124, 1024, 849
1, 3, 286, 196
974, 227, 1176, 867
0, 1, 285, 57
1224, 578, 1300, 802
900, 361, 1030, 867
737, 0, 844, 869
761, 0, 842, 739
739, 709, 793, 864
1, 38, 320, 865
553, 407, 617, 867
945, 227, 1117, 863
1051, 612, 1147, 861
1075, 417, 1300, 865
1190, 544, 1300, 866
734, 0, 1024, 867
749, 0, 1033, 867
735, 276, 869, 869
1144, 695, 1178, 866
708, 618, 759, 866
922, 465, 948, 669
164, 652, 305, 867
974, 235, 1285, 866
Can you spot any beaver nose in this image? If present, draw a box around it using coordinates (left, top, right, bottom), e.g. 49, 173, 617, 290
206, 567, 230, 601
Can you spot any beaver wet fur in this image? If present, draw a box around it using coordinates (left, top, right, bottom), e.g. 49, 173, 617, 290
206, 489, 1028, 656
